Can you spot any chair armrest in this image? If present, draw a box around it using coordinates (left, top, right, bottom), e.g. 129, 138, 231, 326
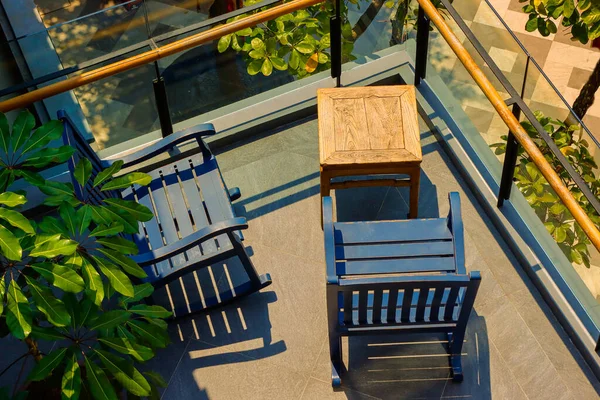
447, 192, 466, 274
105, 123, 216, 168
131, 217, 247, 267
323, 196, 338, 284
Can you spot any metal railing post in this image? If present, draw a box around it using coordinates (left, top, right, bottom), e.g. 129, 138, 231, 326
414, 6, 430, 86
152, 62, 173, 137
497, 104, 520, 207
498, 55, 529, 207
330, 0, 342, 87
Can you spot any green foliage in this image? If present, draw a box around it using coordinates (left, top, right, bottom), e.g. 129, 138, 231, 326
218, 0, 354, 78
0, 111, 74, 193
0, 112, 171, 400
520, 0, 600, 43
490, 111, 600, 267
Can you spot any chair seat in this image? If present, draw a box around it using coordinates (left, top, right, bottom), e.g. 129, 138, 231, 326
333, 218, 458, 276
121, 153, 237, 281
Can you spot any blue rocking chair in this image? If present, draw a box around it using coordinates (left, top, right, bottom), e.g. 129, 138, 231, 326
59, 110, 272, 317
323, 192, 481, 386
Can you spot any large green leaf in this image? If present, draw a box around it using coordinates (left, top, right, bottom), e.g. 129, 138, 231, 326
0, 192, 26, 207
21, 120, 63, 155
102, 198, 153, 222
76, 205, 93, 235
31, 325, 65, 341
94, 350, 151, 396
98, 337, 154, 361
39, 181, 75, 199
6, 280, 31, 339
29, 237, 78, 258
0, 112, 9, 154
127, 320, 169, 348
129, 304, 172, 319
30, 263, 85, 293
0, 224, 22, 260
38, 216, 68, 236
94, 257, 134, 297
88, 310, 130, 331
74, 158, 92, 187
84, 357, 118, 400
93, 161, 124, 188
62, 353, 81, 400
27, 347, 67, 382
89, 223, 124, 237
22, 146, 75, 169
82, 260, 104, 306
101, 173, 151, 191
0, 208, 34, 234
18, 170, 45, 187
59, 203, 78, 236
10, 110, 35, 152
96, 248, 147, 279
89, 205, 112, 226
121, 283, 154, 305
97, 206, 139, 234
25, 277, 71, 327
0, 276, 4, 315
96, 237, 138, 255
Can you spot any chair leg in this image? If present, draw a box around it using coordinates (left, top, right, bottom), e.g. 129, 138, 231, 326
327, 285, 342, 387
448, 332, 464, 382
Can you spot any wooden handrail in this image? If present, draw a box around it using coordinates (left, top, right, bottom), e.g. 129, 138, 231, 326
0, 0, 322, 113
417, 0, 600, 253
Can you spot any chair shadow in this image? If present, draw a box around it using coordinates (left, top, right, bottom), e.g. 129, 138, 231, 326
146, 255, 286, 399
334, 170, 440, 222
339, 312, 491, 399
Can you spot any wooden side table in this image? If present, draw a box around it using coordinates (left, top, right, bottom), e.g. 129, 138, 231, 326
317, 85, 422, 219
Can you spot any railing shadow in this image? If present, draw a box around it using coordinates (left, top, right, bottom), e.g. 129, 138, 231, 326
340, 312, 490, 399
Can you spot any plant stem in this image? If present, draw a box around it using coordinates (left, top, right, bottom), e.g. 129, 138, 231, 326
25, 337, 42, 362
0, 353, 29, 378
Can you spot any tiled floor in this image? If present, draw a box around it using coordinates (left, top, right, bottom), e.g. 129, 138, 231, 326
139, 116, 600, 399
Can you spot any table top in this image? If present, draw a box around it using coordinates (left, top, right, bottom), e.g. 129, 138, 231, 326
317, 85, 422, 169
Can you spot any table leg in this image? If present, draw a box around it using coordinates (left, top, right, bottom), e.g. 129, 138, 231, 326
320, 171, 331, 227
409, 168, 420, 219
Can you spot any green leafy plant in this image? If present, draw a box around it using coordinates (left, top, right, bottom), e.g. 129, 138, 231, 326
490, 111, 600, 267
0, 111, 170, 400
520, 0, 600, 122
0, 111, 74, 193
218, 0, 350, 78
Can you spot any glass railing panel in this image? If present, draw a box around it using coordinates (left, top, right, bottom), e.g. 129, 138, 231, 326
156, 1, 327, 125
339, 0, 418, 69
427, 24, 510, 179
43, 3, 151, 68
451, 0, 528, 97
512, 130, 600, 304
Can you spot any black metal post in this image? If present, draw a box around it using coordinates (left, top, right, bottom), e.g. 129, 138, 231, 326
497, 104, 521, 207
330, 0, 342, 87
498, 56, 529, 207
152, 62, 173, 137
414, 6, 430, 86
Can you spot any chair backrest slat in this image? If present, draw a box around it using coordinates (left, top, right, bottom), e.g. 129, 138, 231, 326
400, 288, 413, 323
415, 288, 429, 322
372, 289, 383, 324
387, 289, 398, 323
430, 287, 445, 322
444, 286, 460, 321
343, 291, 353, 325
358, 290, 368, 324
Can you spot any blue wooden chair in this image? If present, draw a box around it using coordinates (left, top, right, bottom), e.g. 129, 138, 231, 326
59, 110, 272, 317
323, 192, 480, 386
